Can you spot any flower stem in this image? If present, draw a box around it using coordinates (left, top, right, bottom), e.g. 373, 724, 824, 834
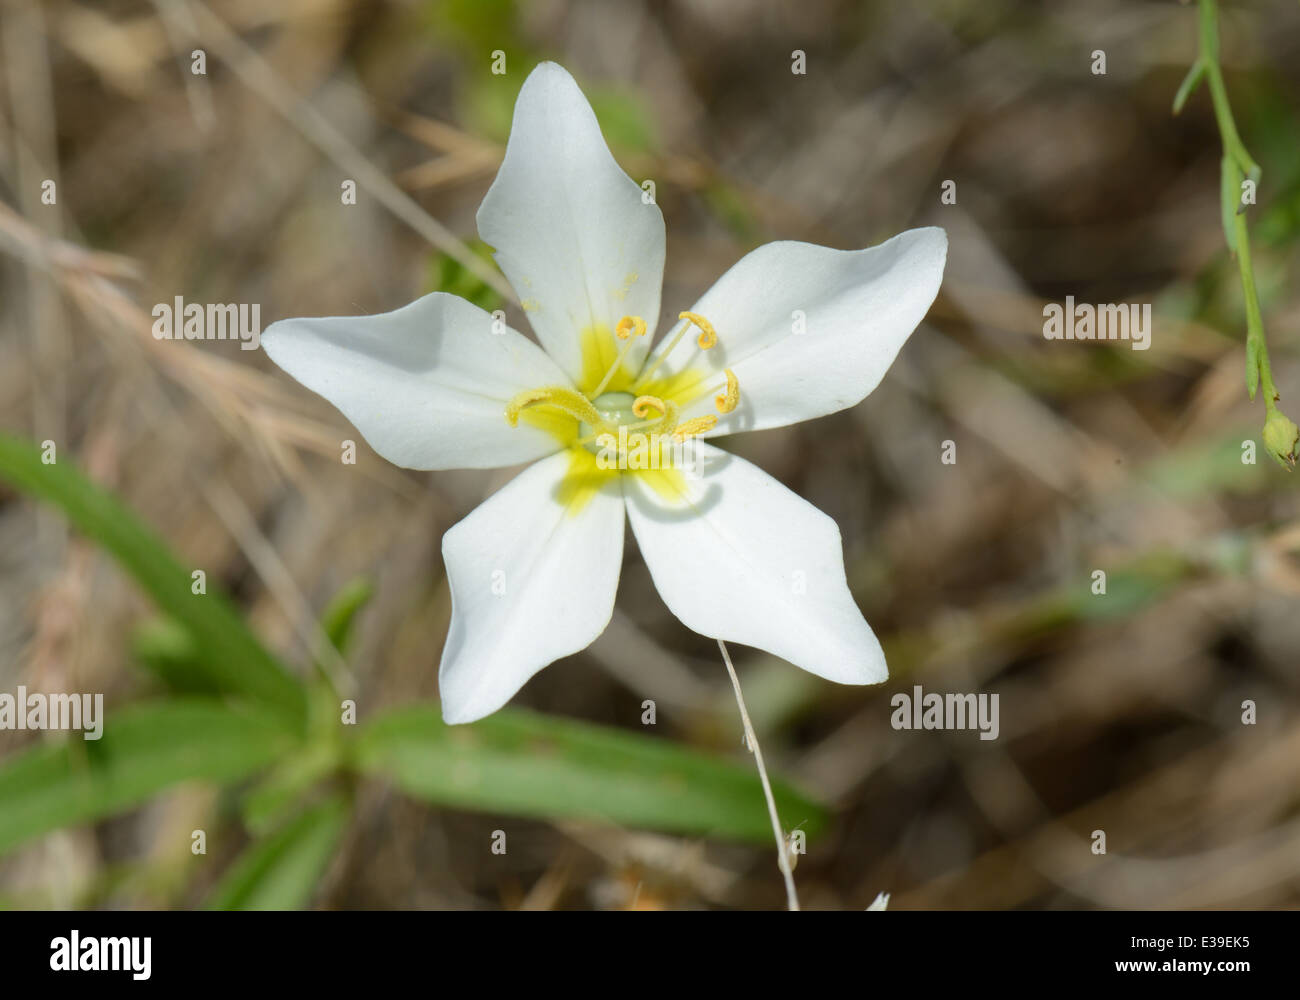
1198, 0, 1260, 184
717, 639, 800, 911
1183, 0, 1297, 467
1232, 210, 1276, 404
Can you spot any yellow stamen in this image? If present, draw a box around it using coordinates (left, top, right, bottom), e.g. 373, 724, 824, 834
679, 311, 717, 349
636, 310, 720, 389
634, 315, 690, 386
674, 415, 718, 439
589, 315, 648, 398
632, 394, 668, 419
715, 368, 739, 414
505, 386, 604, 428
504, 388, 550, 426
574, 401, 678, 447
646, 399, 680, 435
615, 314, 647, 340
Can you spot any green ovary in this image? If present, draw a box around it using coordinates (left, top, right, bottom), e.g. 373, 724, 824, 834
509, 322, 722, 514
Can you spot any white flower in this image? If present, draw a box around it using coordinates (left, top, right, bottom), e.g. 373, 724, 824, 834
262, 62, 947, 724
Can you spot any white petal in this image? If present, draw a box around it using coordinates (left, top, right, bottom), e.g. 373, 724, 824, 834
262, 292, 570, 470
439, 450, 625, 724
644, 228, 947, 435
477, 62, 665, 390
624, 443, 885, 685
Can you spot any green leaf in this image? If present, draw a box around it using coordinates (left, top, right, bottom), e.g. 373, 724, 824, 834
1172, 59, 1206, 115
427, 242, 502, 313
207, 794, 349, 911
318, 576, 375, 659
0, 434, 306, 727
1142, 428, 1267, 498
131, 617, 223, 695
353, 704, 827, 843
1076, 552, 1195, 621
241, 741, 342, 834
0, 700, 297, 856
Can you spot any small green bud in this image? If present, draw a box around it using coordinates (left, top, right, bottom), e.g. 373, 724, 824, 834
1262, 408, 1299, 469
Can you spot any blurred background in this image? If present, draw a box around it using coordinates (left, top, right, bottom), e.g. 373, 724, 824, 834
2, 0, 1299, 910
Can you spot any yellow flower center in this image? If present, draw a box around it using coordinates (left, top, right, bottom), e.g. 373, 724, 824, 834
504, 311, 741, 512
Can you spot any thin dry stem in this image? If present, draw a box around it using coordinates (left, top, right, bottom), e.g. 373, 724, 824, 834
718, 639, 800, 911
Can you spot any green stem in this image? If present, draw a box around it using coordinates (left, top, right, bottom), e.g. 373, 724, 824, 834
1191, 0, 1296, 467
1232, 210, 1277, 407
1198, 0, 1261, 182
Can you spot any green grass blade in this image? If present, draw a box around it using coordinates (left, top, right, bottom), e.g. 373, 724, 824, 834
0, 433, 306, 726
206, 794, 348, 911
353, 703, 828, 844
0, 699, 297, 856
318, 576, 374, 660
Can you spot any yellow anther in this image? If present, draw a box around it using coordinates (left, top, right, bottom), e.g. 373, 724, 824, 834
590, 317, 648, 397
679, 311, 717, 349
674, 415, 718, 439
505, 386, 603, 428
715, 368, 739, 414
646, 400, 680, 435
615, 315, 647, 340
632, 395, 669, 419
505, 388, 551, 426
